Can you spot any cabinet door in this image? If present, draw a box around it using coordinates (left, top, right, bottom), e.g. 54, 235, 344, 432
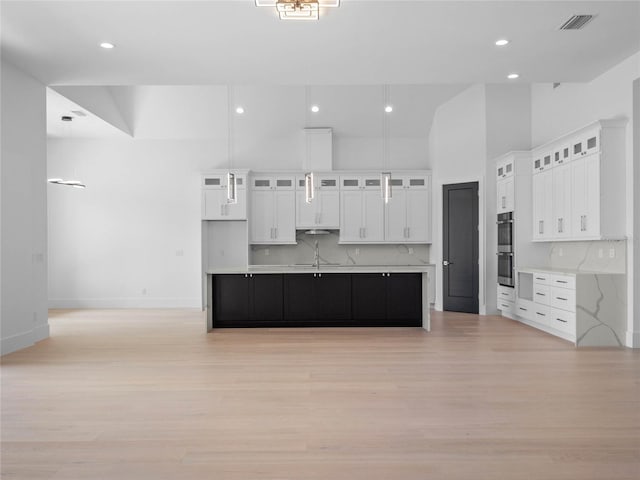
225, 190, 247, 220
273, 190, 296, 243
295, 190, 317, 228
552, 163, 572, 238
406, 188, 430, 242
385, 188, 407, 242
316, 273, 351, 321
250, 274, 283, 322
505, 176, 515, 212
317, 190, 340, 228
283, 274, 316, 322
387, 273, 422, 324
362, 190, 385, 242
496, 179, 507, 213
213, 275, 250, 326
250, 190, 275, 243
352, 274, 387, 322
339, 190, 364, 242
572, 154, 600, 238
202, 189, 228, 220
532, 171, 553, 240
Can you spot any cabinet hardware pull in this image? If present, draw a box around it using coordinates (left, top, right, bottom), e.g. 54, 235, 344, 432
536, 293, 545, 296
556, 318, 567, 323
502, 196, 506, 208
535, 277, 545, 280
519, 307, 527, 311
556, 297, 568, 301
407, 227, 410, 238
501, 292, 509, 296
539, 220, 544, 234
557, 280, 568, 284
318, 273, 322, 278
536, 312, 546, 316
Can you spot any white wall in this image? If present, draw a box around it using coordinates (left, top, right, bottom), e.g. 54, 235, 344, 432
429, 84, 532, 314
48, 85, 454, 308
429, 84, 487, 312
1, 60, 49, 355
531, 51, 640, 347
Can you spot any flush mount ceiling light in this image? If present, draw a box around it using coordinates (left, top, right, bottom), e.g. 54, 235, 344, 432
310, 105, 320, 113
255, 0, 339, 21
495, 39, 509, 46
384, 105, 393, 113
99, 42, 115, 49
507, 73, 520, 79
235, 106, 244, 114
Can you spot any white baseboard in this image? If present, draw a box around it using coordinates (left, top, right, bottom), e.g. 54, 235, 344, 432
1, 324, 50, 356
626, 330, 640, 348
48, 297, 201, 309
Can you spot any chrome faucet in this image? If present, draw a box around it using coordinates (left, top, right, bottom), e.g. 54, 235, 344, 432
313, 240, 320, 269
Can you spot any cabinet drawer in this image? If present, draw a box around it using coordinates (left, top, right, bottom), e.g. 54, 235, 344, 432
532, 304, 550, 327
549, 307, 575, 335
515, 299, 535, 321
533, 284, 551, 305
497, 300, 514, 315
550, 287, 576, 312
551, 274, 575, 290
497, 285, 515, 302
533, 272, 551, 285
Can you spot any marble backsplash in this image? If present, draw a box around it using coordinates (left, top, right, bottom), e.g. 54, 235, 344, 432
549, 240, 626, 274
250, 230, 430, 266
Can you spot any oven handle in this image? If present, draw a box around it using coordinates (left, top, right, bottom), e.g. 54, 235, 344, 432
496, 252, 514, 256
496, 220, 514, 224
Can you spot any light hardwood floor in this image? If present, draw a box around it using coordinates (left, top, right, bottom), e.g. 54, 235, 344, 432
2, 309, 639, 480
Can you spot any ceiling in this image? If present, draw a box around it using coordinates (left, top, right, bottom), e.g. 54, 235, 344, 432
2, 1, 639, 86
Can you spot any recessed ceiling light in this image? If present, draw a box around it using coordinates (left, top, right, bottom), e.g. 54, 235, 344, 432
384, 105, 393, 113
235, 107, 244, 114
100, 42, 115, 49
495, 39, 509, 46
507, 73, 519, 80
311, 105, 320, 113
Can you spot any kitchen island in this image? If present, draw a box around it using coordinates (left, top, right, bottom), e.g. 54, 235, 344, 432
205, 265, 434, 331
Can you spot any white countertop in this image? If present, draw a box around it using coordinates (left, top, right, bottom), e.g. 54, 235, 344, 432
517, 266, 625, 276
207, 264, 435, 275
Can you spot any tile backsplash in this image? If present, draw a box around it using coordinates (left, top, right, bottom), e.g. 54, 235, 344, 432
549, 240, 626, 273
250, 231, 430, 266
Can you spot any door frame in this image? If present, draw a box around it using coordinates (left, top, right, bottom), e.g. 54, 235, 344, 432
434, 176, 485, 314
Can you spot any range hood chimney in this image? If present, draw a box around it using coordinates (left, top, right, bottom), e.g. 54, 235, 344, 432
303, 127, 333, 171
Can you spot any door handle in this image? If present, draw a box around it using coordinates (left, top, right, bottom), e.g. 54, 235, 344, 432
443, 260, 453, 266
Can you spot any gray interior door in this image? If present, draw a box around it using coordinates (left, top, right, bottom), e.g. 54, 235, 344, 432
443, 182, 479, 313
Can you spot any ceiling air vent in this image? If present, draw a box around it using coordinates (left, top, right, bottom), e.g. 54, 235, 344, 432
558, 14, 594, 30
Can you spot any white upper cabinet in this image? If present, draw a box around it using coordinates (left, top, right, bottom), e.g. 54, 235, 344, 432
386, 175, 431, 243
249, 174, 296, 244
339, 175, 385, 243
295, 174, 340, 229
202, 171, 247, 220
552, 163, 572, 239
532, 169, 553, 241
530, 119, 626, 242
339, 173, 431, 244
496, 158, 515, 213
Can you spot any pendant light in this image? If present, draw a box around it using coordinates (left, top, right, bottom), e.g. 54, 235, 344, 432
47, 116, 86, 189
381, 85, 392, 204
226, 86, 237, 204
304, 86, 315, 204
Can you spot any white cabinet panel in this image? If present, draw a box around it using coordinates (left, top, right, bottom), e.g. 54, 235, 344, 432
406, 188, 430, 242
532, 170, 553, 240
552, 163, 572, 238
339, 190, 365, 242
385, 188, 407, 243
202, 172, 247, 220
362, 190, 384, 242
250, 175, 296, 244
571, 153, 600, 239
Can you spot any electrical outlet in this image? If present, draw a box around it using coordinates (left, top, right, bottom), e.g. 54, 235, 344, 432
609, 248, 615, 259
355, 248, 360, 256
265, 249, 270, 256
142, 288, 147, 295
408, 247, 414, 254
598, 248, 603, 259
176, 249, 184, 257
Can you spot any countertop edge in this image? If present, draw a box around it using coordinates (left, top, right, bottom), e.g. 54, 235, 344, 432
207, 265, 436, 274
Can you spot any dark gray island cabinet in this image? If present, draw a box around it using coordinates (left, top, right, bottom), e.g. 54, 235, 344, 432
207, 268, 431, 329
